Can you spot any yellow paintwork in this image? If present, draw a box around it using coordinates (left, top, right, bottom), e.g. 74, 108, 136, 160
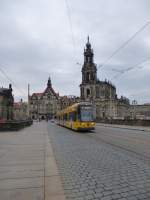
56, 102, 95, 131
57, 120, 95, 131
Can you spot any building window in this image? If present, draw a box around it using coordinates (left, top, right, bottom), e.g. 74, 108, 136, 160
86, 72, 90, 82
96, 87, 99, 98
86, 89, 90, 97
81, 88, 84, 98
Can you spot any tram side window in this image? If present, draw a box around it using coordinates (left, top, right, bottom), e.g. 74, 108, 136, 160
69, 113, 72, 121
69, 112, 77, 121
74, 112, 77, 121
63, 114, 68, 121
77, 107, 81, 121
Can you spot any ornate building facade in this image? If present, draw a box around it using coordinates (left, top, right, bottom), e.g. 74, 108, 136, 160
59, 95, 80, 110
80, 37, 130, 120
29, 78, 59, 120
0, 84, 14, 121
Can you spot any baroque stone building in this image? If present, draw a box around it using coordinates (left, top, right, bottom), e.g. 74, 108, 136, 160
80, 37, 130, 120
29, 78, 59, 120
0, 84, 14, 121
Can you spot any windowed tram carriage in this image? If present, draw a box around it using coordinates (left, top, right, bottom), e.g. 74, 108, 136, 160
56, 102, 95, 131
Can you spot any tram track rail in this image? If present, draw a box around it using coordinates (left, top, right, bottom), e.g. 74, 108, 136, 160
83, 127, 150, 166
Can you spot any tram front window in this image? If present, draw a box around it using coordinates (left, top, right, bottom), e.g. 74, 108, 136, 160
80, 106, 93, 122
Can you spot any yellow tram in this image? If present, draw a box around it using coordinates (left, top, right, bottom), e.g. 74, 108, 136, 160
56, 102, 95, 131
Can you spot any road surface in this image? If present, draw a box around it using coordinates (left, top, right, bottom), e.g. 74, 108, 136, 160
48, 123, 150, 200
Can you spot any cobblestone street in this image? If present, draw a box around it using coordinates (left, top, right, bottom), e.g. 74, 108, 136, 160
48, 123, 150, 200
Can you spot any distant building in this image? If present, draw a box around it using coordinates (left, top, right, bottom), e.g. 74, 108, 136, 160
130, 103, 150, 120
0, 84, 14, 121
28, 37, 150, 121
29, 78, 59, 120
13, 99, 28, 120
59, 95, 80, 110
80, 37, 130, 120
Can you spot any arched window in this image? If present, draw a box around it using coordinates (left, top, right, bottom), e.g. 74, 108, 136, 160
86, 72, 90, 82
91, 73, 95, 81
86, 89, 90, 97
81, 88, 84, 98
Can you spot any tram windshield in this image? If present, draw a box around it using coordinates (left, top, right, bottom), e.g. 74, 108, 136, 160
80, 106, 94, 122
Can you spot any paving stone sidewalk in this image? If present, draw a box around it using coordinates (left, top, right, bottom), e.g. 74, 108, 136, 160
0, 122, 65, 200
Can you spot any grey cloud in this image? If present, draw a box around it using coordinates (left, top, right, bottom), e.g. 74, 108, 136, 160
0, 0, 150, 103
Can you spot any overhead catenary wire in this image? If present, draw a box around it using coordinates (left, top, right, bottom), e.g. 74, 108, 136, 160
0, 66, 26, 97
0, 71, 6, 82
99, 21, 150, 69
129, 90, 150, 99
111, 56, 150, 80
64, 0, 76, 56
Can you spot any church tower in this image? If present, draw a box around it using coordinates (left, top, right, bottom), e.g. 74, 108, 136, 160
47, 77, 52, 88
80, 36, 97, 100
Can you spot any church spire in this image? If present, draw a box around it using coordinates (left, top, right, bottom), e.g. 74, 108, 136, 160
84, 35, 93, 64
87, 35, 89, 43
47, 77, 52, 87
86, 35, 91, 49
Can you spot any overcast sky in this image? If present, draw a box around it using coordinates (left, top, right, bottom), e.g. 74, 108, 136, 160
0, 0, 150, 104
